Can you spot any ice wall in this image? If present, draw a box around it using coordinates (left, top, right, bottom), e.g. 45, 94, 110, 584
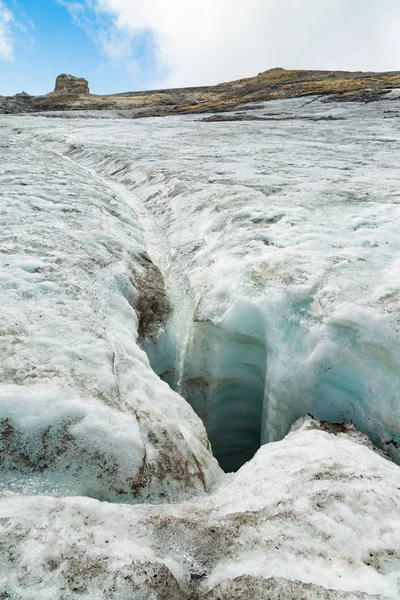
176, 302, 267, 472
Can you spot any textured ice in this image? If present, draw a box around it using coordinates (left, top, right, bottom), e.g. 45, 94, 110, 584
0, 121, 221, 502
5, 97, 399, 465
1, 419, 400, 599
1, 98, 400, 598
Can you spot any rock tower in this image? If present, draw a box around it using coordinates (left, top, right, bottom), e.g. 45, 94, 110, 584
53, 74, 89, 96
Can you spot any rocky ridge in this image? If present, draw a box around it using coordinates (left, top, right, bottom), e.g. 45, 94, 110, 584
1, 68, 400, 116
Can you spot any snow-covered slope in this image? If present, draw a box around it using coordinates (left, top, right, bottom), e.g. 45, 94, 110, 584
0, 120, 222, 503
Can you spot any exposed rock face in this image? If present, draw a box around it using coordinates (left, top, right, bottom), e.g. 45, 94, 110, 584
53, 73, 89, 96
0, 93, 32, 114
134, 253, 171, 339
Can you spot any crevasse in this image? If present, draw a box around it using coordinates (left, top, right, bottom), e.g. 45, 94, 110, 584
144, 301, 267, 472
15, 100, 400, 471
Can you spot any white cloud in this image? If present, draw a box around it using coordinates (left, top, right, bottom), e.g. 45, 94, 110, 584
58, 0, 136, 63
69, 0, 400, 88
57, 1, 86, 21
0, 0, 14, 61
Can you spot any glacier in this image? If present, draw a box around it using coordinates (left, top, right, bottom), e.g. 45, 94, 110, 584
10, 96, 399, 465
2, 417, 400, 599
1, 96, 400, 598
0, 118, 221, 502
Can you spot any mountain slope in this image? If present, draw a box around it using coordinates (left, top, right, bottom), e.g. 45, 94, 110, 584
1, 68, 400, 116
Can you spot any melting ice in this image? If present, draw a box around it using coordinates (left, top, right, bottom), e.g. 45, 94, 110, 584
1, 96, 400, 600
1, 96, 400, 477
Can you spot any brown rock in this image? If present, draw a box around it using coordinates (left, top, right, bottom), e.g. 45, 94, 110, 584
52, 73, 89, 96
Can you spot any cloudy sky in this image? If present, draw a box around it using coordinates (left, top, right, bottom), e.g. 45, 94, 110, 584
1, 0, 400, 95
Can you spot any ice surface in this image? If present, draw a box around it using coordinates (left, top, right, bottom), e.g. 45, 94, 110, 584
176, 301, 267, 471
0, 121, 222, 502
1, 419, 400, 599
1, 99, 400, 597
5, 97, 399, 466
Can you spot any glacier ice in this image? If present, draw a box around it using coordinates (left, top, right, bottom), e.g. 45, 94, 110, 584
1, 96, 400, 597
1, 417, 400, 599
10, 96, 399, 469
174, 301, 267, 472
0, 119, 222, 502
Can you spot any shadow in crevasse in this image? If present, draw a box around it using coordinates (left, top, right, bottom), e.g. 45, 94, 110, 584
142, 300, 267, 473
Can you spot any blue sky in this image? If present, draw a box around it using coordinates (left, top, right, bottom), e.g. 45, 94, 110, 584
1, 1, 98, 95
1, 0, 400, 97
0, 0, 161, 95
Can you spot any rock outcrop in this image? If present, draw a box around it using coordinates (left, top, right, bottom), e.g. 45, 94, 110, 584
52, 73, 89, 96
1, 69, 400, 115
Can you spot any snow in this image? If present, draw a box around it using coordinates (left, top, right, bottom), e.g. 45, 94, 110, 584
1, 418, 400, 599
1, 97, 400, 597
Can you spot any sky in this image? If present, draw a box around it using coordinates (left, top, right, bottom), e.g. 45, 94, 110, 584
1, 0, 400, 96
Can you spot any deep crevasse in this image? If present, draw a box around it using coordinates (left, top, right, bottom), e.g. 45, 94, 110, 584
5, 96, 400, 468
